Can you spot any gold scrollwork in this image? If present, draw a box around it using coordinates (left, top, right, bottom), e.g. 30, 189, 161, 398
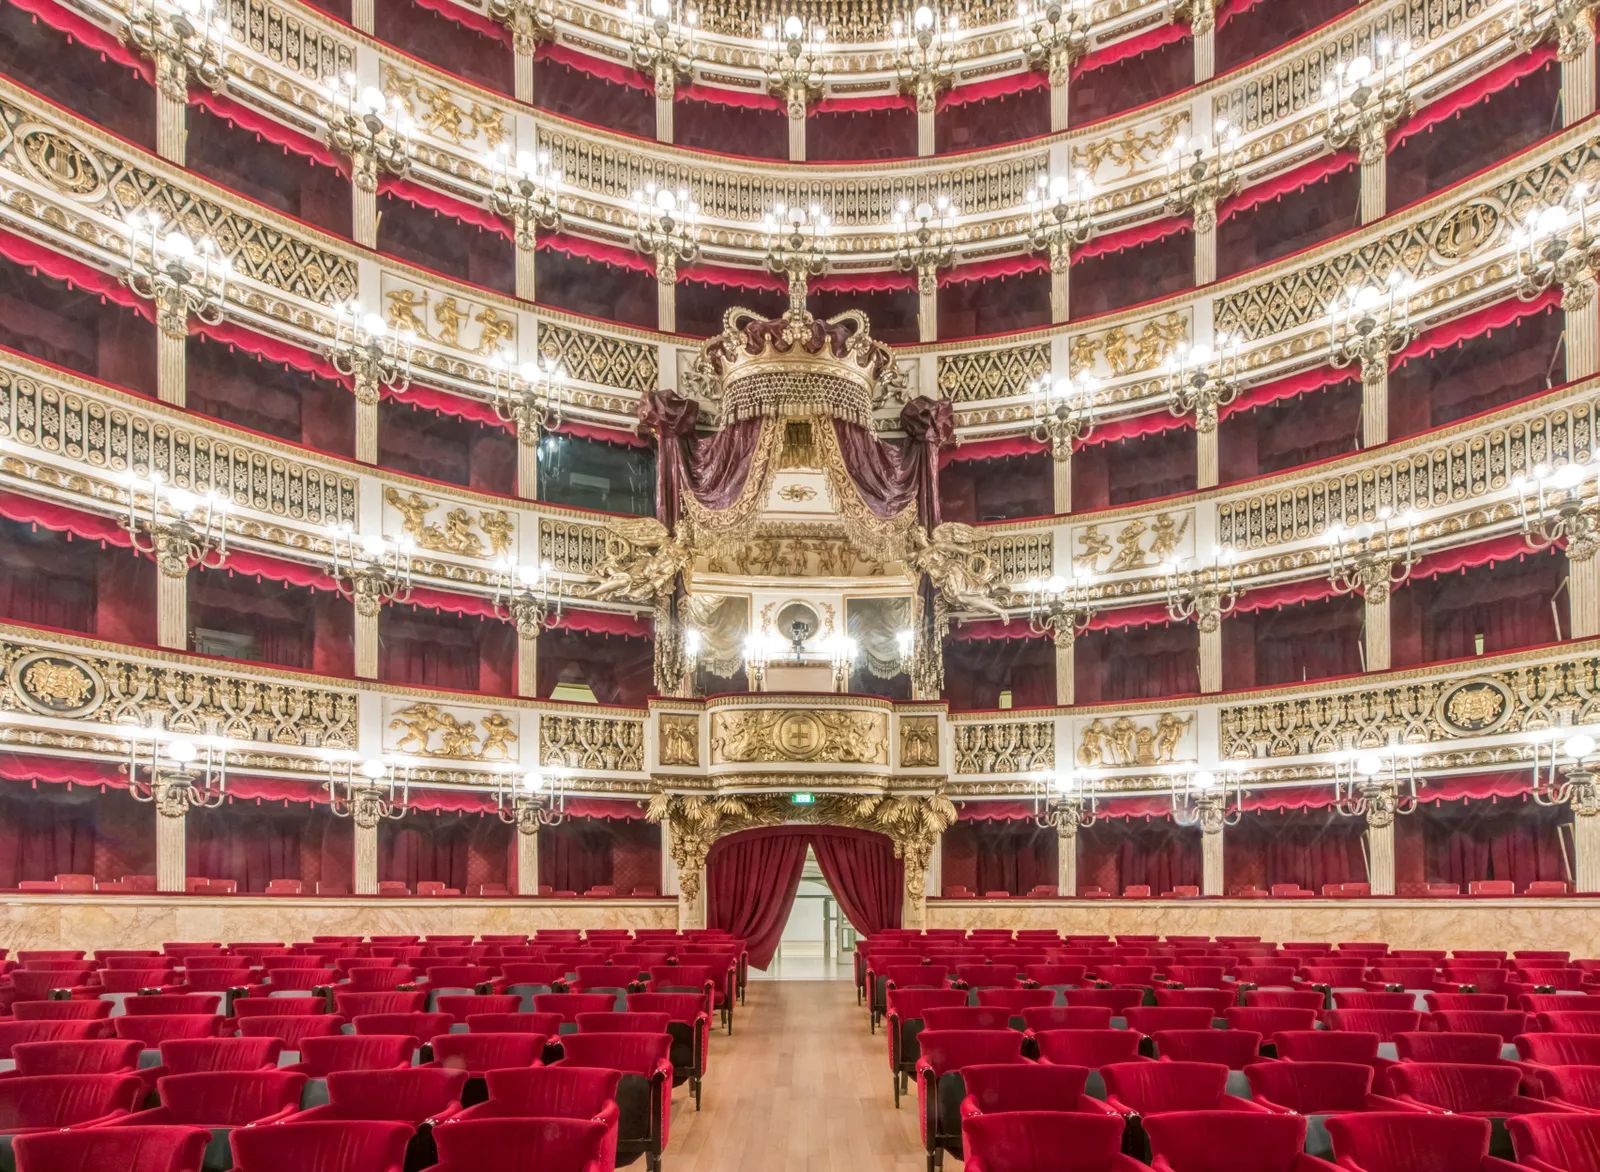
709, 708, 890, 766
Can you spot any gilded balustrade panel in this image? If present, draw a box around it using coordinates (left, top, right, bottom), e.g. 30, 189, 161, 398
540, 713, 647, 772
952, 720, 1055, 774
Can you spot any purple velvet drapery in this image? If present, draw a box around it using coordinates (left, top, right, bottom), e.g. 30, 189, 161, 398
707, 826, 903, 968
637, 391, 764, 531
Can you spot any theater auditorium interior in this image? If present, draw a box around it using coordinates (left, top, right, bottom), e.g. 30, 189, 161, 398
8, 0, 1600, 1167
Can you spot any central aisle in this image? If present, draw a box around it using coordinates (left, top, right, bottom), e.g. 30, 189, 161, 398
663, 979, 935, 1171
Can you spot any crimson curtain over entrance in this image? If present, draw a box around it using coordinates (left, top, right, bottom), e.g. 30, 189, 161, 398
705, 826, 903, 969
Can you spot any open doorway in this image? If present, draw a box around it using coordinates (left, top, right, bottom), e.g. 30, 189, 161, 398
758, 847, 857, 981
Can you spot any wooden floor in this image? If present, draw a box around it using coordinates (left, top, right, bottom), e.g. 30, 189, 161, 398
664, 979, 937, 1171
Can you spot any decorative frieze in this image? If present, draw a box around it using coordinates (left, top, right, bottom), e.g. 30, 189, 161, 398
937, 344, 1049, 404
540, 712, 646, 772
953, 719, 1055, 774
537, 322, 658, 396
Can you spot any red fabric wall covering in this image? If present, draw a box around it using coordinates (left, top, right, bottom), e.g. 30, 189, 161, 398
1219, 376, 1362, 482
8, 0, 152, 82
1216, 152, 1358, 224
1221, 591, 1365, 691
537, 817, 662, 895
1391, 46, 1559, 148
1074, 620, 1200, 703
1222, 806, 1366, 893
1079, 816, 1201, 896
0, 784, 154, 886
1071, 423, 1197, 501
188, 801, 351, 892
380, 810, 512, 892
940, 819, 1057, 895
1390, 543, 1565, 668
1407, 795, 1570, 893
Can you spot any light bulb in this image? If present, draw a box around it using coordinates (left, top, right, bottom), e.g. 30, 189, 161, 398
165, 488, 198, 514
1565, 734, 1597, 760
1354, 753, 1383, 777
165, 739, 198, 764
784, 14, 802, 37
360, 759, 387, 780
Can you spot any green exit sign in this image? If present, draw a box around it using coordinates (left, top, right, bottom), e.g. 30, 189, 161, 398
791, 792, 815, 805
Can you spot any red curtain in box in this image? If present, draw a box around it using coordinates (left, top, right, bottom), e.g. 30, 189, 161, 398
381, 811, 511, 892
1222, 807, 1367, 893
187, 800, 352, 893
0, 784, 154, 886
1415, 796, 1569, 890
1078, 817, 1201, 896
940, 819, 1057, 895
538, 818, 662, 895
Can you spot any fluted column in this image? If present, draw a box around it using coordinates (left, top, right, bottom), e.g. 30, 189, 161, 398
789, 115, 807, 162
1194, 202, 1218, 286
1197, 796, 1226, 896
1056, 822, 1078, 896
515, 242, 537, 302
1361, 362, 1389, 447
517, 626, 540, 697
1357, 118, 1390, 225
354, 598, 380, 679
1366, 803, 1396, 896
1363, 590, 1391, 672
1052, 448, 1072, 514
1562, 19, 1597, 125
918, 273, 938, 343
154, 58, 187, 165
1571, 541, 1600, 638
352, 818, 379, 895
1198, 625, 1222, 694
1196, 424, 1219, 489
657, 266, 678, 333
351, 0, 374, 32
156, 566, 188, 651
352, 157, 379, 248
1573, 781, 1600, 893
516, 821, 541, 895
355, 389, 380, 465
656, 94, 675, 144
1564, 277, 1599, 380
517, 435, 540, 502
154, 790, 188, 893
1050, 261, 1070, 324
917, 109, 936, 157
1049, 74, 1069, 132
1054, 631, 1074, 705
515, 51, 535, 104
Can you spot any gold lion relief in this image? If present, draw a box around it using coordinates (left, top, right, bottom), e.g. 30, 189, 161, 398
710, 708, 889, 766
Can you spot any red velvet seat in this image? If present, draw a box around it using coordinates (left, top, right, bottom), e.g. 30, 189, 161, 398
289, 1067, 468, 1124
1102, 1060, 1266, 1119
1505, 1112, 1600, 1171
1274, 1030, 1399, 1094
916, 1029, 1028, 1166
1538, 1014, 1600, 1035
466, 1013, 565, 1036
160, 1037, 284, 1075
343, 968, 417, 993
1245, 990, 1326, 1011
236, 1015, 344, 1049
1064, 989, 1146, 1016
229, 1119, 414, 1172
257, 969, 330, 993
11, 1001, 111, 1025
1124, 1006, 1214, 1035
233, 996, 328, 1019
1022, 1006, 1114, 1032
1323, 1111, 1492, 1172
96, 971, 181, 995
886, 989, 970, 1106
1325, 1010, 1424, 1042
1334, 993, 1419, 1011
957, 1062, 1114, 1117
1151, 1029, 1263, 1068
1225, 1007, 1320, 1035
1144, 1110, 1329, 1172
425, 1033, 545, 1079
1426, 994, 1510, 1013
974, 988, 1056, 1018
532, 995, 617, 1032
112, 1015, 227, 1048
1544, 1066, 1600, 1112
419, 1117, 611, 1172
1385, 1063, 1561, 1117
1511, 1034, 1600, 1097
961, 1109, 1145, 1172
1166, 966, 1228, 989
121, 996, 222, 1017
554, 1032, 672, 1172
1393, 1033, 1505, 1065
1026, 964, 1089, 990
124, 1070, 304, 1143
0, 1073, 144, 1138
455, 1067, 620, 1167
12, 1125, 212, 1172
923, 1006, 1015, 1031
1247, 1061, 1375, 1114
7, 1040, 140, 1081
434, 996, 520, 1027
1035, 1029, 1144, 1071
282, 1035, 418, 1077
1431, 1011, 1530, 1043
623, 993, 711, 1109
352, 1012, 453, 1040
1154, 990, 1236, 1015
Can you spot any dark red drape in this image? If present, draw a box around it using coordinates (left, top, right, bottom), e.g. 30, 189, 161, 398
187, 801, 351, 893
940, 820, 1057, 895
1222, 808, 1367, 893
706, 830, 810, 969
637, 390, 764, 532
0, 785, 152, 885
380, 811, 511, 892
1419, 797, 1569, 890
808, 827, 904, 939
1078, 818, 1201, 895
538, 818, 662, 894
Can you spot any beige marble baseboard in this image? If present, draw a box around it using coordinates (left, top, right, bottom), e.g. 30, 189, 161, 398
0, 896, 680, 953
926, 898, 1600, 955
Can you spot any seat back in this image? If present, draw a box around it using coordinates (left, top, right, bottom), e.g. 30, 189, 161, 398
556, 1031, 672, 1075
332, 992, 427, 1018
466, 1013, 565, 1035
1506, 1115, 1600, 1172
1429, 1010, 1528, 1042
1124, 1006, 1213, 1034
296, 1034, 417, 1076
1245, 1061, 1373, 1114
625, 993, 711, 1024
1324, 1112, 1491, 1172
923, 1006, 1013, 1031
323, 1068, 471, 1122
154, 1070, 307, 1125
1062, 988, 1145, 1015
1154, 990, 1235, 1015
112, 1015, 225, 1047
12, 1126, 211, 1172
1032, 1028, 1142, 1069
1223, 1007, 1318, 1035
1515, 1033, 1600, 1065
430, 1117, 610, 1171
1102, 1061, 1229, 1113
351, 1012, 454, 1039
1388, 1063, 1523, 1113
434, 995, 520, 1025
9, 1040, 140, 1076
1020, 1006, 1112, 1031
1272, 1030, 1380, 1062
228, 1119, 414, 1172
161, 1036, 284, 1074
11, 1001, 111, 1022
236, 1015, 344, 1048
1538, 1012, 1600, 1035
428, 1032, 544, 1073
481, 1065, 623, 1116
576, 1012, 671, 1034
1545, 1066, 1600, 1109
1151, 1029, 1262, 1069
121, 995, 221, 1017
1143, 1111, 1312, 1172
1242, 990, 1324, 1011
1324, 1009, 1423, 1041
233, 997, 328, 1018
0, 1073, 144, 1128
1392, 1032, 1504, 1064
960, 1110, 1126, 1172
962, 1062, 1089, 1113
